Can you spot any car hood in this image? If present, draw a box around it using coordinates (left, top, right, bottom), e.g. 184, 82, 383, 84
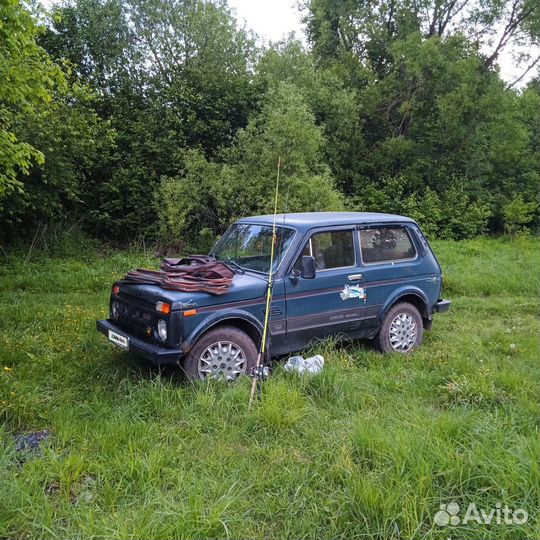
117, 271, 268, 310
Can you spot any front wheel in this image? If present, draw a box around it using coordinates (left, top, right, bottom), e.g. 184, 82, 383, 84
183, 326, 258, 381
375, 302, 423, 353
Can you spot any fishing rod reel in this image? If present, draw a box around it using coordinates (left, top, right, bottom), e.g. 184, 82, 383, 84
251, 364, 271, 381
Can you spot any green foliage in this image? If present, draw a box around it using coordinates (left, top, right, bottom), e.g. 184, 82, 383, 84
157, 83, 343, 244
0, 237, 538, 538
3, 81, 115, 234
225, 82, 343, 215
304, 0, 539, 74
503, 195, 538, 235
0, 0, 64, 205
36, 0, 258, 241
351, 33, 538, 226
400, 188, 441, 238
436, 180, 490, 239
255, 40, 366, 195
38, 0, 134, 89
1, 0, 539, 245
353, 176, 489, 239
125, 0, 257, 151
303, 1, 539, 237
157, 149, 224, 246
0, 2, 116, 239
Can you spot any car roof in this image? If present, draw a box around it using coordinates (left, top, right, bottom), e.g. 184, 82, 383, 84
237, 212, 415, 229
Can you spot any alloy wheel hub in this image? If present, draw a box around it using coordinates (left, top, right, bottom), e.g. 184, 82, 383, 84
389, 313, 417, 352
198, 341, 246, 381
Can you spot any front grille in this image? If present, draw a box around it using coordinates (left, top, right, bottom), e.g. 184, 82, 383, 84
113, 298, 158, 343
122, 303, 152, 325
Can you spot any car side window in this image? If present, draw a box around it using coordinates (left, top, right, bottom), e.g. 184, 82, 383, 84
359, 227, 417, 264
295, 230, 355, 271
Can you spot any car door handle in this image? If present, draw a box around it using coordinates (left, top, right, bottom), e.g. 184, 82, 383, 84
348, 273, 363, 281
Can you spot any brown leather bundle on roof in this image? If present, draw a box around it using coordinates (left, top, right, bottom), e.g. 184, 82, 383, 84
123, 255, 235, 295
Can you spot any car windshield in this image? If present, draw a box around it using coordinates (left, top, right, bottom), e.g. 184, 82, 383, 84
210, 223, 295, 274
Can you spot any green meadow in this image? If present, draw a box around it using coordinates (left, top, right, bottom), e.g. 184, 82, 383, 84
0, 236, 538, 539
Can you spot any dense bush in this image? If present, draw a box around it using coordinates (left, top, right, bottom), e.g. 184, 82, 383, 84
0, 0, 538, 248
503, 195, 539, 235
352, 176, 490, 239
157, 83, 343, 246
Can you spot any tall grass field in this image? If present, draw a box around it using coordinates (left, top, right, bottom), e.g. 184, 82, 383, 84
0, 236, 538, 539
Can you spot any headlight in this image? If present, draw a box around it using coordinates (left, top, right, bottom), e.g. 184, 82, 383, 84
111, 301, 119, 320
157, 319, 167, 341
156, 301, 171, 314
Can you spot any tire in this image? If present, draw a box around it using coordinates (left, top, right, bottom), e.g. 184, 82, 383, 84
183, 325, 258, 381
375, 302, 423, 354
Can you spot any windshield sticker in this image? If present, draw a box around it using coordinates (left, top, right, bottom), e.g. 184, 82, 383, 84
340, 285, 366, 301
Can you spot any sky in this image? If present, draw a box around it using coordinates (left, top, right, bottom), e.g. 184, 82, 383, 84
228, 0, 535, 86
228, 0, 305, 43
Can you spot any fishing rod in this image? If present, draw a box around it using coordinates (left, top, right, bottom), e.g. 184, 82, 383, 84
248, 156, 282, 410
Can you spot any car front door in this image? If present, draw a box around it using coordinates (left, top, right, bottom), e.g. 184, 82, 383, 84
284, 227, 366, 348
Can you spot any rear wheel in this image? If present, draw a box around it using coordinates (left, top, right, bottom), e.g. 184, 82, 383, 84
183, 326, 258, 381
376, 302, 423, 353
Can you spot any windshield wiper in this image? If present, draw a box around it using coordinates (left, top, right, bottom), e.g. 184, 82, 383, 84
223, 259, 246, 274
212, 254, 245, 274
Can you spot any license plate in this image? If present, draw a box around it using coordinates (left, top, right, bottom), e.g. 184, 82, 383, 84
108, 329, 129, 350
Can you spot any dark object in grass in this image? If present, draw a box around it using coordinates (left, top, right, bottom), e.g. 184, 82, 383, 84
13, 429, 50, 455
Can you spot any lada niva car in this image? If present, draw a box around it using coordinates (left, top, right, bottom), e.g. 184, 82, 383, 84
97, 212, 450, 380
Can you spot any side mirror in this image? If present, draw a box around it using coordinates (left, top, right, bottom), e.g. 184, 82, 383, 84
301, 255, 316, 279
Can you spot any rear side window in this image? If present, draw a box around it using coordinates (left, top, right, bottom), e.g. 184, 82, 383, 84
359, 227, 417, 264
296, 230, 355, 270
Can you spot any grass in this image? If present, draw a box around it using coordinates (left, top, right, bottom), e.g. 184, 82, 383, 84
0, 235, 538, 539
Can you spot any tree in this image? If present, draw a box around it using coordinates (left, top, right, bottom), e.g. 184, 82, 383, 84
0, 0, 64, 207
223, 81, 343, 216
301, 0, 539, 236
157, 82, 343, 245
255, 39, 366, 195
303, 0, 540, 80
2, 0, 536, 246
503, 194, 538, 235
3, 80, 116, 234
41, 0, 258, 241
157, 149, 224, 246
38, 0, 134, 91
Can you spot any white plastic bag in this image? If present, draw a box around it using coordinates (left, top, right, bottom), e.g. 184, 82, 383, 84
284, 355, 324, 376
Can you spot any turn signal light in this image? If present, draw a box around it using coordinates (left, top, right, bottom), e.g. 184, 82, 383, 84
183, 309, 197, 317
156, 301, 171, 315
113, 285, 120, 295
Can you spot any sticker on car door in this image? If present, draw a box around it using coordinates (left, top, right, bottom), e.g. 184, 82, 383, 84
340, 285, 366, 300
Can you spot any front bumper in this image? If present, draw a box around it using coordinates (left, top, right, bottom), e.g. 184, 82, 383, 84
433, 299, 451, 313
97, 319, 183, 365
